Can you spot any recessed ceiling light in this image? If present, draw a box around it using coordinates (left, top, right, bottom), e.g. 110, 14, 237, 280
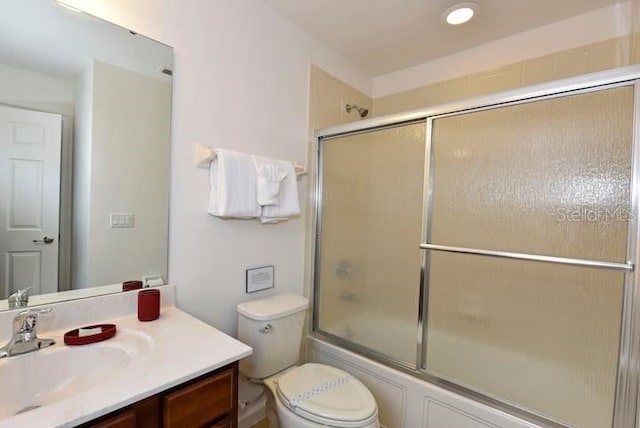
442, 2, 480, 26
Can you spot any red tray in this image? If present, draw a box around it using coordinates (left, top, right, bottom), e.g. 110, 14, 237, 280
64, 324, 117, 345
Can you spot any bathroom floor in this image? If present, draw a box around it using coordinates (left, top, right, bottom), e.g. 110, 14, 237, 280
250, 419, 269, 428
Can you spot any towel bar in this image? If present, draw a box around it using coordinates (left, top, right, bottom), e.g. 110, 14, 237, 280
195, 143, 307, 176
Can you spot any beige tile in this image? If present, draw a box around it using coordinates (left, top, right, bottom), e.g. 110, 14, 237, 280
591, 36, 630, 72
419, 82, 444, 107
372, 90, 416, 116
466, 63, 523, 97
401, 87, 428, 111
308, 65, 319, 132
341, 84, 372, 122
373, 75, 472, 116
380, 82, 462, 115
555, 45, 592, 79
630, 32, 640, 64
310, 65, 371, 129
423, 76, 469, 106
310, 68, 345, 130
523, 54, 556, 86
371, 35, 640, 116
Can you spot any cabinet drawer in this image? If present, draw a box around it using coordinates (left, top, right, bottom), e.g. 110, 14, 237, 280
210, 417, 232, 428
163, 368, 233, 428
89, 408, 136, 428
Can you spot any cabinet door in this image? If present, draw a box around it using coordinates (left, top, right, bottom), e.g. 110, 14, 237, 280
163, 368, 233, 428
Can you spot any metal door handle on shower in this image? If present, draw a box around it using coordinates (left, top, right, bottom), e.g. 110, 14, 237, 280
33, 236, 54, 244
419, 243, 634, 271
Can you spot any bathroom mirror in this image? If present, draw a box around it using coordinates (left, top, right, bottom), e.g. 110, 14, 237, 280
0, 0, 172, 309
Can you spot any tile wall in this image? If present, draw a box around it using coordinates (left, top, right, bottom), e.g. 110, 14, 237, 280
373, 34, 636, 116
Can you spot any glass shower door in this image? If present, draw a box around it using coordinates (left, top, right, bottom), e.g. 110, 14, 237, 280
424, 85, 634, 428
315, 122, 426, 365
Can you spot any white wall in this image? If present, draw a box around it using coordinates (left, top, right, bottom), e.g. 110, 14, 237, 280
87, 61, 171, 287
0, 62, 75, 112
72, 62, 94, 288
72, 61, 171, 288
58, 0, 371, 334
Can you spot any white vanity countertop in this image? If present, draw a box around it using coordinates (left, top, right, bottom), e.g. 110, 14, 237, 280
0, 305, 252, 428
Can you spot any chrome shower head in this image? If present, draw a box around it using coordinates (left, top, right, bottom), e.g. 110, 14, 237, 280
345, 103, 369, 118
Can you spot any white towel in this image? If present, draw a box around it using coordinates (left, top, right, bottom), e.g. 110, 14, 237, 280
252, 156, 287, 205
208, 149, 261, 218
259, 160, 300, 224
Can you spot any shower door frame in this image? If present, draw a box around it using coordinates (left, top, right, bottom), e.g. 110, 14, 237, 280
311, 65, 640, 428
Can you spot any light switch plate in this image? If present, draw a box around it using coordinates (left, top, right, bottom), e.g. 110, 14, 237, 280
110, 213, 135, 228
246, 265, 274, 293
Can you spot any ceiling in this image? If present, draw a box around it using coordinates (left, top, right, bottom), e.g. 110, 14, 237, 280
263, 0, 626, 76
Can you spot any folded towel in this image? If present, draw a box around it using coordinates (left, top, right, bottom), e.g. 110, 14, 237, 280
208, 149, 261, 218
260, 160, 300, 224
252, 156, 287, 205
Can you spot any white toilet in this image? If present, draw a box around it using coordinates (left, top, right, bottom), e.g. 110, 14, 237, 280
237, 293, 380, 428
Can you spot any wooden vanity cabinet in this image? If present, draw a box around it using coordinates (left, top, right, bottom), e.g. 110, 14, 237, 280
82, 362, 238, 428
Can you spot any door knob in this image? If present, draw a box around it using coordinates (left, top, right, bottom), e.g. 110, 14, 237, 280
33, 236, 54, 244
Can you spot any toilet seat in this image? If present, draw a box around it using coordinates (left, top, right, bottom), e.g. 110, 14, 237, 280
276, 363, 378, 428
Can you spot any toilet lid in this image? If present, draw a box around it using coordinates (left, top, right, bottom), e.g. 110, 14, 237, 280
276, 363, 378, 427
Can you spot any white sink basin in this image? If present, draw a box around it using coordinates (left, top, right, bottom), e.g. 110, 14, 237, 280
0, 329, 152, 419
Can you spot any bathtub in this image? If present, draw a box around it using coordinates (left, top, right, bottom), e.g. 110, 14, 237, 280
313, 315, 605, 428
322, 315, 418, 364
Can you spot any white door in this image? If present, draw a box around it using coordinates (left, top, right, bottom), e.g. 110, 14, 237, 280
0, 105, 61, 299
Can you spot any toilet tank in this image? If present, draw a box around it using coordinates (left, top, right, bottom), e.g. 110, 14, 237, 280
237, 293, 309, 380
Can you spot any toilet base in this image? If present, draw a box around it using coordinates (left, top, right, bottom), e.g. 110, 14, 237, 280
238, 395, 266, 428
238, 375, 267, 428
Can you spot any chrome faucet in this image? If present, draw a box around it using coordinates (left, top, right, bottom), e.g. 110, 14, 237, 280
8, 287, 31, 309
0, 308, 55, 358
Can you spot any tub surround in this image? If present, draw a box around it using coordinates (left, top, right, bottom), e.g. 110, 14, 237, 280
309, 338, 541, 428
0, 285, 252, 427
